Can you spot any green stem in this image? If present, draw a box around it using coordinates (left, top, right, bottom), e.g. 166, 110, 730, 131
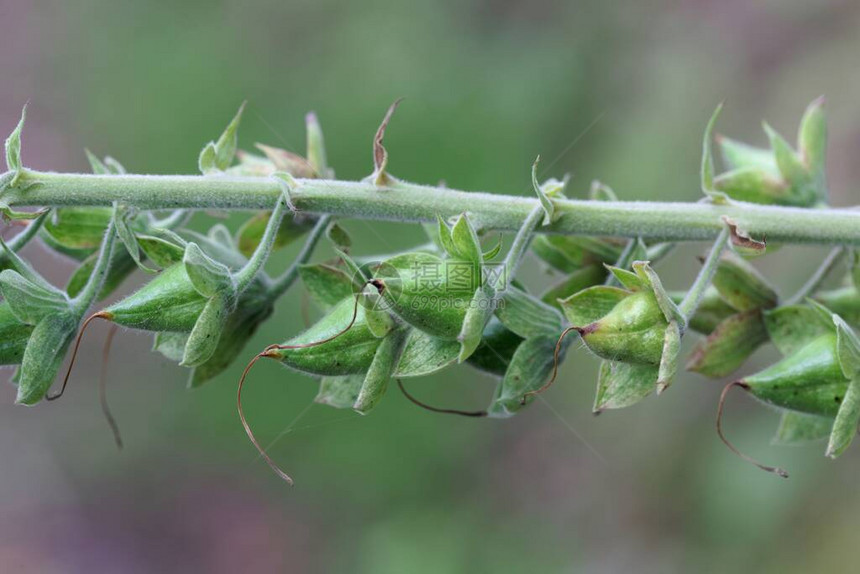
72, 218, 116, 314
5, 210, 47, 252
679, 226, 730, 319
785, 245, 846, 306
269, 215, 331, 298
498, 205, 544, 290
8, 169, 860, 246
234, 193, 290, 291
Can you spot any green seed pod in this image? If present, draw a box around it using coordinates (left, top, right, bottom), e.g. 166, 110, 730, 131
574, 290, 668, 365
102, 264, 207, 331
269, 297, 382, 376
740, 333, 847, 416
374, 252, 476, 339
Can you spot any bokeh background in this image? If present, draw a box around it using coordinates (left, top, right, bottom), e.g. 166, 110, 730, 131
1, 1, 860, 572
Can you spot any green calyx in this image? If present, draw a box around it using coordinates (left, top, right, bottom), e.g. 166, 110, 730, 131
703, 97, 828, 207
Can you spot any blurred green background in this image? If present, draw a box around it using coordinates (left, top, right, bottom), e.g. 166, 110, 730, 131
2, 0, 860, 572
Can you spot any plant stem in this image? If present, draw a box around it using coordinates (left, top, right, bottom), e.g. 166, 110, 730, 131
6, 210, 47, 252
679, 226, 730, 319
234, 194, 288, 291
269, 215, 332, 298
8, 169, 860, 246
498, 205, 544, 290
72, 218, 116, 314
785, 245, 847, 306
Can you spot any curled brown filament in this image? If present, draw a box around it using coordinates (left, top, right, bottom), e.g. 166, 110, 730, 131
47, 311, 111, 401
716, 381, 789, 478
237, 283, 374, 485
397, 379, 487, 418
519, 326, 579, 405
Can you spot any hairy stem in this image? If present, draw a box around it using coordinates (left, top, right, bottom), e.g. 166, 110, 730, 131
72, 218, 116, 314
679, 226, 730, 319
785, 245, 846, 306
269, 215, 332, 298
8, 170, 860, 246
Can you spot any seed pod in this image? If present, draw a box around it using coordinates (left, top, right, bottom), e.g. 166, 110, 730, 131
570, 289, 667, 365
741, 333, 847, 416
268, 297, 382, 376
375, 252, 476, 339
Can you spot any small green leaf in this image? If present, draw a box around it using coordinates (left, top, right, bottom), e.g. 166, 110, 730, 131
153, 331, 188, 362
183, 242, 234, 297
299, 264, 354, 309
834, 315, 860, 380
718, 136, 778, 175
464, 318, 524, 377
236, 211, 311, 258
5, 105, 26, 186
496, 286, 563, 338
363, 296, 394, 338
559, 285, 628, 327
306, 112, 332, 178
687, 310, 769, 377
827, 377, 860, 458
657, 321, 681, 392
764, 122, 809, 184
701, 102, 723, 194
316, 375, 364, 409
198, 143, 218, 175
713, 167, 790, 205
588, 180, 617, 201
798, 96, 827, 200
457, 284, 496, 362
773, 411, 832, 445
353, 329, 407, 414
198, 102, 246, 174
763, 305, 834, 356
0, 270, 68, 324
532, 156, 555, 225
181, 294, 233, 367
593, 360, 659, 412
451, 213, 482, 265
436, 216, 457, 258
712, 252, 778, 311
137, 234, 185, 267
394, 329, 460, 378
326, 222, 352, 250
115, 207, 157, 273
606, 265, 647, 291
632, 261, 685, 327
540, 264, 607, 308
16, 312, 78, 405
85, 149, 110, 174
488, 335, 564, 417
